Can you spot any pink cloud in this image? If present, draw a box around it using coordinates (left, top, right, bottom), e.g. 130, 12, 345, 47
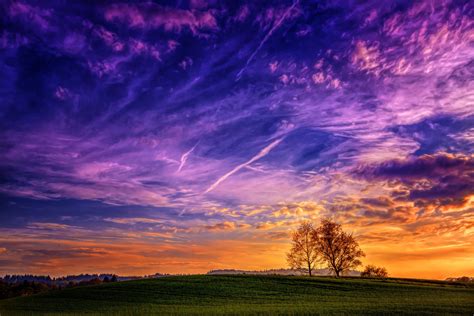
310, 60, 342, 89
363, 9, 378, 27
329, 78, 341, 89
104, 217, 162, 225
76, 162, 132, 180
311, 72, 325, 84
269, 61, 278, 73
54, 86, 71, 100
87, 60, 118, 78
279, 74, 290, 85
204, 221, 236, 231
234, 5, 250, 22
296, 25, 311, 37
94, 26, 124, 52
179, 57, 193, 70
27, 222, 76, 230
256, 4, 301, 30
167, 40, 179, 52
351, 40, 382, 76
380, 0, 473, 76
129, 39, 160, 60
7, 1, 51, 30
104, 3, 217, 34
91, 24, 160, 59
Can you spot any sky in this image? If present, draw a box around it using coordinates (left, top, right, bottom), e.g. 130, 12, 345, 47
0, 0, 473, 279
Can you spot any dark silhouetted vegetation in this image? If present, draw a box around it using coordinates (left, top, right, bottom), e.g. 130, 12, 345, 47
288, 218, 365, 277
0, 280, 52, 299
0, 274, 120, 300
361, 265, 388, 278
316, 218, 365, 277
446, 276, 474, 283
287, 221, 319, 276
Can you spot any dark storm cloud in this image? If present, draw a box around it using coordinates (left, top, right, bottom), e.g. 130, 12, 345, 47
354, 153, 474, 206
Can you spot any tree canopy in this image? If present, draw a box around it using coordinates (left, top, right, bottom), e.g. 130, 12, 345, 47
287, 221, 319, 276
288, 218, 365, 277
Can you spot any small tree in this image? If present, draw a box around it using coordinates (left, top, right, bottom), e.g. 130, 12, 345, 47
287, 221, 319, 276
316, 218, 365, 277
361, 265, 388, 278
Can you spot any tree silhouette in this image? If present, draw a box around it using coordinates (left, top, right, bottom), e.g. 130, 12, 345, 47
316, 218, 365, 277
287, 221, 319, 276
361, 265, 388, 278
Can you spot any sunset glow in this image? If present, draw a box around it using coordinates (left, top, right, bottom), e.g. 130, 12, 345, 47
1, 0, 473, 279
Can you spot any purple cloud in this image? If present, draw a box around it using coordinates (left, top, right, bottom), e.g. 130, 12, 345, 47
354, 153, 474, 206
104, 3, 217, 34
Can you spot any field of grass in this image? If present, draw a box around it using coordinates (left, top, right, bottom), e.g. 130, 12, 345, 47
0, 275, 473, 315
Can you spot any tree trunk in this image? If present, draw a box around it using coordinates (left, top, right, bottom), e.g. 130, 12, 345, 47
335, 269, 340, 278
308, 261, 312, 277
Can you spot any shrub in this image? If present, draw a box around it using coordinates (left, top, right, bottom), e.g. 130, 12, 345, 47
361, 265, 388, 278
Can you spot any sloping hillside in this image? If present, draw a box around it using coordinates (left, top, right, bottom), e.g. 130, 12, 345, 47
1, 275, 473, 315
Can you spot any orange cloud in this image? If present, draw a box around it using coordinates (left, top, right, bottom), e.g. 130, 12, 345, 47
204, 221, 237, 231
1, 187, 473, 280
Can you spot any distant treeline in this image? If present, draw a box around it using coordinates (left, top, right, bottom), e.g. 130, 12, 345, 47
0, 273, 167, 300
445, 276, 474, 283
0, 275, 117, 299
2, 274, 120, 285
207, 268, 360, 276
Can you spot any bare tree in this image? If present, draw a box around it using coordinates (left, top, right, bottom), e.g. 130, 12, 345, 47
316, 218, 365, 277
287, 221, 319, 276
361, 265, 388, 278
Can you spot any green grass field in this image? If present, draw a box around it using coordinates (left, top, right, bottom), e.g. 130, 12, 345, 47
0, 275, 473, 315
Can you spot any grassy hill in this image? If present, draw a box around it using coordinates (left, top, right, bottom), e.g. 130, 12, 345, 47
0, 275, 473, 315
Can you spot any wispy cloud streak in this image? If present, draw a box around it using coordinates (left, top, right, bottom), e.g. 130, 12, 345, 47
204, 138, 284, 193
236, 0, 299, 80
177, 142, 199, 172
